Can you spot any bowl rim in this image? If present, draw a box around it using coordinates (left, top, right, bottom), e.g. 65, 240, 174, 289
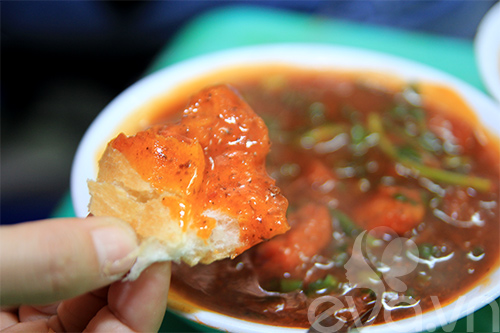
70, 43, 500, 333
475, 1, 500, 104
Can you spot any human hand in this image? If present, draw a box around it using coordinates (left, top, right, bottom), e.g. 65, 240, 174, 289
0, 217, 171, 332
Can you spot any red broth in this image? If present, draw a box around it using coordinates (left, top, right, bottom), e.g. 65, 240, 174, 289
150, 69, 499, 329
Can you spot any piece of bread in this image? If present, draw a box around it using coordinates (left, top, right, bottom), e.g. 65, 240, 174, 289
88, 85, 289, 279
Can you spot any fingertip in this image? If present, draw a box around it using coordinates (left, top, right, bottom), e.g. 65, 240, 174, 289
84, 216, 137, 240
107, 261, 171, 332
90, 222, 138, 278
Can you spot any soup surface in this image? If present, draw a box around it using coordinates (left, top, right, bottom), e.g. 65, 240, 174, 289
149, 69, 499, 329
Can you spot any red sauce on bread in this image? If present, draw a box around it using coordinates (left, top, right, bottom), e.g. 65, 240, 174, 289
112, 85, 289, 251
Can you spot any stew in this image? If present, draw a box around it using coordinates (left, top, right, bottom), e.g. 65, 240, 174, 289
151, 69, 499, 328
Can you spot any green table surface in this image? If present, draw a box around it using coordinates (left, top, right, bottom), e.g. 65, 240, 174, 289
53, 5, 498, 333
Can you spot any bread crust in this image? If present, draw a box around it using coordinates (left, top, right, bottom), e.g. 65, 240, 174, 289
88, 85, 289, 278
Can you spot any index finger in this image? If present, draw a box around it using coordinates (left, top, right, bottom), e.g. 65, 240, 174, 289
84, 262, 171, 332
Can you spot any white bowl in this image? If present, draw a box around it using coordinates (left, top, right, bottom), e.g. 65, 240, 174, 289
475, 1, 500, 104
71, 44, 500, 333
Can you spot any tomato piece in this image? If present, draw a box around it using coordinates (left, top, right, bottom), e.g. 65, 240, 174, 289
284, 159, 337, 206
353, 186, 425, 235
254, 203, 332, 280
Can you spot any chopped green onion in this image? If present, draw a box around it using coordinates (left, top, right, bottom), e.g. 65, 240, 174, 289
418, 243, 434, 260
443, 156, 472, 173
402, 159, 491, 192
351, 124, 367, 145
367, 113, 398, 159
299, 123, 347, 149
302, 123, 346, 142
279, 279, 303, 293
391, 104, 409, 119
409, 108, 427, 132
308, 102, 326, 125
333, 252, 349, 266
383, 117, 441, 166
307, 274, 338, 293
331, 209, 361, 236
397, 146, 422, 163
419, 131, 442, 153
392, 193, 418, 205
393, 193, 408, 202
472, 246, 485, 257
367, 113, 492, 192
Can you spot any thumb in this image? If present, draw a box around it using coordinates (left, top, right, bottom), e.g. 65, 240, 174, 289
0, 216, 138, 306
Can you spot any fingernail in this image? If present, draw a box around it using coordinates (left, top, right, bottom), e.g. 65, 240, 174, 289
91, 223, 138, 278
